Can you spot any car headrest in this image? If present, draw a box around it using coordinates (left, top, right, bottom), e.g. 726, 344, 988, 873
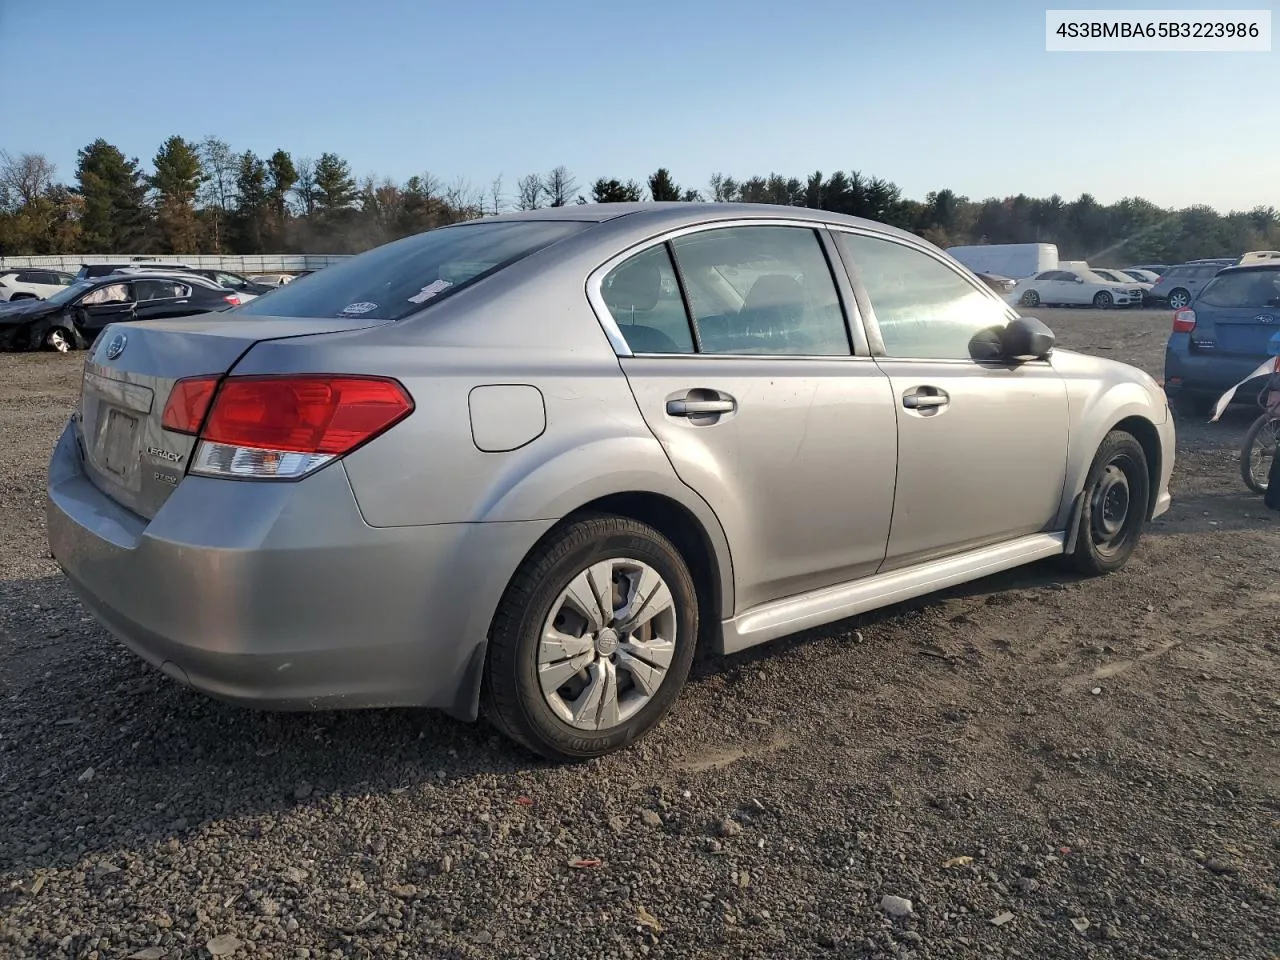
604, 257, 660, 313
742, 274, 803, 314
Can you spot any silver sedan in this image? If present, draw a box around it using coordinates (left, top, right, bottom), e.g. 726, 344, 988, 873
46, 203, 1175, 761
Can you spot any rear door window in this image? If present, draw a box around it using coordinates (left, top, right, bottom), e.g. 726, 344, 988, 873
134, 280, 188, 301
235, 219, 591, 321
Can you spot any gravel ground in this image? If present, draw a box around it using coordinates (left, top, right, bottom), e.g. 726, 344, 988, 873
2, 308, 1278, 960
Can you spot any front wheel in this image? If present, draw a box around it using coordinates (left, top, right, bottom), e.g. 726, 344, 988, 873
1020, 290, 1041, 307
482, 515, 698, 762
1241, 413, 1279, 494
1066, 430, 1151, 576
1093, 291, 1114, 308
43, 327, 74, 353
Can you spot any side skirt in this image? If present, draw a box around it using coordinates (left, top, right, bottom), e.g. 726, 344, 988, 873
721, 532, 1066, 655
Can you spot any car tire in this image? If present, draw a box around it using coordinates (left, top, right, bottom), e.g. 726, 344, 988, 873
1020, 290, 1040, 307
1167, 289, 1191, 309
482, 514, 699, 762
1065, 430, 1151, 576
1093, 291, 1114, 308
42, 327, 75, 353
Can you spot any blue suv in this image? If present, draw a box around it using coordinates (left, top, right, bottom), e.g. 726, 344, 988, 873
1164, 264, 1280, 416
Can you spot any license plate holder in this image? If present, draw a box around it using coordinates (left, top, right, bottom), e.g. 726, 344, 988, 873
101, 408, 139, 477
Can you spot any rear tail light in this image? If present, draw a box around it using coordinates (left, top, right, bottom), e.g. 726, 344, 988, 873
1172, 308, 1196, 333
223, 294, 241, 306
188, 375, 413, 480
161, 375, 220, 434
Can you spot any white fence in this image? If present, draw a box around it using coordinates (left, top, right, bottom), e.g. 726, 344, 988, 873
0, 254, 353, 273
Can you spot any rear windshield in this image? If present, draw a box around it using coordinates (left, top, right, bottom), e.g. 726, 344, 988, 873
1198, 269, 1280, 308
235, 220, 591, 321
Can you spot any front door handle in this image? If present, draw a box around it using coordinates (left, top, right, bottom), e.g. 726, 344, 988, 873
902, 387, 950, 410
667, 398, 735, 416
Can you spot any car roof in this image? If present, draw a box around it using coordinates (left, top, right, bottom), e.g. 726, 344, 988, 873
1214, 262, 1280, 275
469, 201, 926, 245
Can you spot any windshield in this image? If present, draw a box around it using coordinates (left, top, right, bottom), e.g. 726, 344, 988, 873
44, 281, 95, 306
236, 220, 592, 321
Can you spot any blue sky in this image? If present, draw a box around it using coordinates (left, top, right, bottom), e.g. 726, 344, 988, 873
1, 0, 1275, 212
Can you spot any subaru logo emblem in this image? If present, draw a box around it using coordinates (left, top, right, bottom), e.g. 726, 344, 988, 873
1256, 314, 1277, 325
105, 333, 127, 360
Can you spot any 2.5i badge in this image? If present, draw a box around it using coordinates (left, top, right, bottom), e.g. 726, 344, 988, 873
148, 445, 185, 464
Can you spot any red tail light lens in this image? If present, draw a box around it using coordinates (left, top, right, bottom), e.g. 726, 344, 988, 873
161, 375, 221, 434
223, 294, 241, 306
1172, 308, 1196, 333
191, 375, 413, 479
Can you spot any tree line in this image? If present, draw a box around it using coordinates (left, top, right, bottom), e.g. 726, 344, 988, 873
1, 138, 1277, 265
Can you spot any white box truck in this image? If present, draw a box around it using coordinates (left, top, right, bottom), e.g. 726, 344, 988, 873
944, 243, 1059, 279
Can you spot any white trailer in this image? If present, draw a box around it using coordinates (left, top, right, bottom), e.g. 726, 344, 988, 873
944, 243, 1059, 279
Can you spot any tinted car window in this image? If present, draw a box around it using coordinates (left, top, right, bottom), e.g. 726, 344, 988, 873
1192, 265, 1221, 280
135, 280, 188, 301
600, 245, 695, 354
1198, 270, 1280, 308
837, 233, 1011, 361
215, 272, 249, 289
236, 220, 590, 321
669, 226, 849, 356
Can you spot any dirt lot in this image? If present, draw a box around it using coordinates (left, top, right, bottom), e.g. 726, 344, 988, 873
1, 308, 1277, 960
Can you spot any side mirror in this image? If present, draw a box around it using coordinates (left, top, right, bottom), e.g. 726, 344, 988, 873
1002, 316, 1055, 361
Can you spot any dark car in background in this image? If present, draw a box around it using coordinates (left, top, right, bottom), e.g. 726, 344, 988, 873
76, 261, 196, 280
0, 273, 241, 352
1164, 263, 1280, 416
114, 265, 275, 297
1150, 262, 1228, 309
976, 272, 1016, 296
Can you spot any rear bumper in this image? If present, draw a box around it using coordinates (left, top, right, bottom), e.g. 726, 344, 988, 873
1164, 341, 1270, 396
45, 418, 553, 717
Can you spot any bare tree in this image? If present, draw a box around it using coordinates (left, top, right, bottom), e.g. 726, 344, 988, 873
0, 151, 56, 209
545, 166, 578, 207
489, 174, 505, 216
198, 136, 238, 251
516, 173, 543, 211
293, 157, 318, 216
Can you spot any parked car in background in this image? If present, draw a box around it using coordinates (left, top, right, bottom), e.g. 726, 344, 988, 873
945, 242, 1058, 279
0, 268, 76, 301
0, 272, 240, 352
1121, 268, 1160, 284
1012, 268, 1145, 308
1150, 262, 1227, 309
77, 261, 194, 280
1164, 262, 1280, 416
113, 266, 273, 299
1093, 267, 1156, 304
1238, 250, 1280, 266
44, 203, 1175, 761
976, 272, 1016, 296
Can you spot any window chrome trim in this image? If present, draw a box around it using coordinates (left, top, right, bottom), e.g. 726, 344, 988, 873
827, 224, 1023, 363
585, 217, 865, 361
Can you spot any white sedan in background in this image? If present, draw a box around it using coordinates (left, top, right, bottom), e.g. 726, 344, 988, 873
1012, 268, 1146, 309
0, 268, 76, 301
1092, 267, 1155, 302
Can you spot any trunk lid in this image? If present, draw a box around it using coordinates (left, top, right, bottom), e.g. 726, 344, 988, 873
76, 314, 385, 519
1205, 306, 1280, 357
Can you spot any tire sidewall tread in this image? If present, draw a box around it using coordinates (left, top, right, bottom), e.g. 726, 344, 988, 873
1067, 430, 1150, 576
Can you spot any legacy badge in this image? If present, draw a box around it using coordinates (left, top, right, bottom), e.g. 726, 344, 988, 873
148, 446, 185, 464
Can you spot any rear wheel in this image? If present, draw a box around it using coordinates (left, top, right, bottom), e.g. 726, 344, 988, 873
1241, 413, 1279, 494
1066, 431, 1151, 576
1020, 290, 1040, 307
482, 515, 698, 761
1092, 291, 1114, 308
1167, 288, 1191, 309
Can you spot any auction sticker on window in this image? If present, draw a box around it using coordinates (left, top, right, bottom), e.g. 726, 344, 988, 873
1046, 9, 1271, 51
408, 279, 453, 304
339, 302, 379, 315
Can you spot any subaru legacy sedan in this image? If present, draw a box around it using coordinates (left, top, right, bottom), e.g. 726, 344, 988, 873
46, 203, 1175, 761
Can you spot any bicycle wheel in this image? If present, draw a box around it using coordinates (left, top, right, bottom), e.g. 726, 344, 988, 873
1240, 413, 1280, 494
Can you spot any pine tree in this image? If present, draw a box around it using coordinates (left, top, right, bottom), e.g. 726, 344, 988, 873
75, 139, 151, 250
151, 136, 206, 253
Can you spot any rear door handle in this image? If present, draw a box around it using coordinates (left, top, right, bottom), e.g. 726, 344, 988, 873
667, 398, 735, 416
902, 388, 950, 410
